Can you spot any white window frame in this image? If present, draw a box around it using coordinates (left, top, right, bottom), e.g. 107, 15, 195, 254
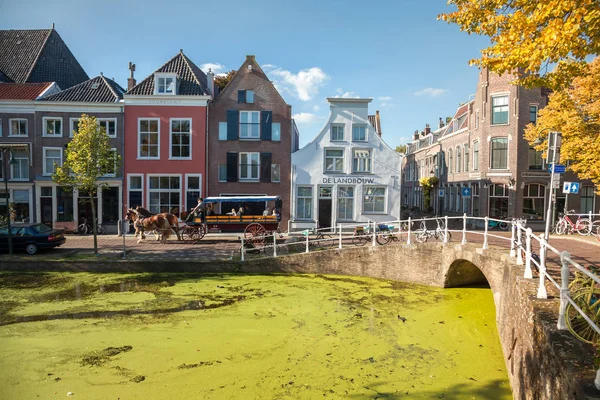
337, 186, 354, 221
296, 186, 313, 220
529, 104, 539, 125
324, 148, 345, 173
9, 149, 29, 181
246, 90, 254, 103
352, 148, 372, 173
491, 93, 509, 125
185, 174, 202, 211
473, 141, 479, 171
464, 144, 469, 172
102, 148, 118, 177
69, 117, 80, 138
475, 110, 479, 130
239, 111, 260, 139
147, 174, 182, 215
127, 174, 144, 209
362, 186, 386, 214
352, 124, 367, 142
239, 152, 260, 181
490, 137, 509, 170
271, 164, 280, 183
154, 73, 177, 95
9, 118, 28, 137
169, 118, 192, 160
137, 118, 160, 160
331, 124, 344, 141
43, 147, 63, 176
97, 118, 117, 138
456, 146, 461, 173
218, 164, 227, 182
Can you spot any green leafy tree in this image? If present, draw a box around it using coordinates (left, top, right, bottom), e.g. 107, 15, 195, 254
214, 70, 236, 91
395, 145, 407, 154
52, 115, 120, 254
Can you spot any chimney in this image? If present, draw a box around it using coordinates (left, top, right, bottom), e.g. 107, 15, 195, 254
413, 130, 419, 141
424, 123, 431, 135
438, 117, 444, 129
127, 62, 136, 91
206, 68, 215, 96
375, 110, 382, 136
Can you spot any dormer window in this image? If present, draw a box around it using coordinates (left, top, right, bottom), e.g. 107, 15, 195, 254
155, 73, 177, 95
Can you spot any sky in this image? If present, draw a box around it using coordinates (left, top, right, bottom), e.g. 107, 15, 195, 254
1, 0, 492, 149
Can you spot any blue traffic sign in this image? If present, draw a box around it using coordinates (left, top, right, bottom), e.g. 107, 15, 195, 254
562, 182, 579, 194
548, 164, 566, 173
462, 187, 471, 197
438, 189, 445, 197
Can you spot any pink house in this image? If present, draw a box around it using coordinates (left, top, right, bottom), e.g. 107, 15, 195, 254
123, 51, 213, 217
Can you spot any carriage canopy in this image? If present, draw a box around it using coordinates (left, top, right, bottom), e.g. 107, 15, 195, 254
203, 196, 281, 203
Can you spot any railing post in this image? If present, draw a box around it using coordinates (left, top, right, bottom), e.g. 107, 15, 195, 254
557, 251, 571, 330
537, 233, 548, 299
516, 223, 523, 265
596, 370, 600, 391
524, 228, 533, 279
482, 216, 489, 250
461, 213, 467, 245
407, 217, 412, 245
273, 232, 277, 257
444, 215, 449, 244
372, 221, 377, 247
240, 237, 245, 262
338, 223, 342, 249
509, 221, 516, 257
305, 231, 309, 253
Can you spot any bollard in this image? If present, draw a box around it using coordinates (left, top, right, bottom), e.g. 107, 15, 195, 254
556, 251, 571, 330
516, 223, 523, 265
444, 215, 449, 244
305, 231, 310, 253
241, 237, 245, 262
338, 223, 342, 249
509, 221, 516, 257
461, 213, 467, 245
407, 217, 412, 245
482, 217, 489, 250
372, 221, 377, 247
524, 228, 533, 279
273, 232, 277, 257
537, 234, 548, 299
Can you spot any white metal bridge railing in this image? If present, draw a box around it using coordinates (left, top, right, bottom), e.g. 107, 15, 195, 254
240, 214, 600, 390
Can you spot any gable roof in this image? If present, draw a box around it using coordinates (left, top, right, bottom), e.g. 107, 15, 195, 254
0, 28, 88, 89
127, 51, 210, 96
41, 75, 125, 103
0, 82, 54, 100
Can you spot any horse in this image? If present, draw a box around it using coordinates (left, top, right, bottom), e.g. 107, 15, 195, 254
125, 208, 172, 244
135, 206, 181, 241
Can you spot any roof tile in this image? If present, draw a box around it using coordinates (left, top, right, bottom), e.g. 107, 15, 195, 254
41, 75, 125, 103
0, 82, 53, 100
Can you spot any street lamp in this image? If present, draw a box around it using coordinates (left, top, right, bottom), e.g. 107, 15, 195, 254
2, 148, 19, 255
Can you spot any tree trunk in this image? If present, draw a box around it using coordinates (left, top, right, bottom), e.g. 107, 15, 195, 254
89, 190, 98, 255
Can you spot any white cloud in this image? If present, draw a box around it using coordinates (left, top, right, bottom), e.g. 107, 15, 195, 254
332, 88, 360, 98
269, 67, 329, 101
312, 104, 320, 112
262, 64, 277, 69
414, 87, 447, 97
378, 96, 393, 108
200, 62, 227, 75
378, 96, 392, 101
292, 112, 322, 124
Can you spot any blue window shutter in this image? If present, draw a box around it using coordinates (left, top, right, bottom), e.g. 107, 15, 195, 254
226, 152, 238, 182
261, 111, 272, 141
237, 90, 246, 103
227, 110, 239, 140
260, 152, 272, 182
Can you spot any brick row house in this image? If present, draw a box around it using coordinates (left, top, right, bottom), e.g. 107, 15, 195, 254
402, 69, 599, 223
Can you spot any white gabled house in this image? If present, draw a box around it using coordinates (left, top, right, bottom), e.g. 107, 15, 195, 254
290, 98, 402, 231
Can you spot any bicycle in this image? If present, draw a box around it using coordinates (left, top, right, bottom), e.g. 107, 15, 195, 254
488, 218, 509, 230
555, 211, 592, 236
352, 225, 371, 246
415, 218, 452, 243
78, 218, 105, 235
289, 227, 335, 252
565, 265, 600, 344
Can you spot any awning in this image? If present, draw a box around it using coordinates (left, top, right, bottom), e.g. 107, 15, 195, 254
0, 143, 30, 150
203, 196, 280, 204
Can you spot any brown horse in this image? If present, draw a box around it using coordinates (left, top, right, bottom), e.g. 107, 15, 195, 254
135, 206, 181, 241
125, 208, 172, 244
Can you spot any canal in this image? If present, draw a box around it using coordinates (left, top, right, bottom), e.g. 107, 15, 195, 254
0, 272, 511, 399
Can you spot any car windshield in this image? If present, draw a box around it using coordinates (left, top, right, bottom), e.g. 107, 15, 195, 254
31, 224, 53, 234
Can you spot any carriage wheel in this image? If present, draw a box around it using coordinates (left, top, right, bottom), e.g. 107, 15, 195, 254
181, 226, 198, 243
196, 225, 206, 240
244, 223, 267, 245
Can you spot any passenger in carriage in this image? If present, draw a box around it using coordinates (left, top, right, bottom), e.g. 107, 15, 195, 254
227, 208, 237, 216
263, 207, 271, 216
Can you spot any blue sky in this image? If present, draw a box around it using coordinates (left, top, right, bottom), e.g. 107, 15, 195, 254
1, 0, 491, 148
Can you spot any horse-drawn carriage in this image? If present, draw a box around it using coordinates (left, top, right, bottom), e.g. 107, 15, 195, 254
181, 195, 282, 244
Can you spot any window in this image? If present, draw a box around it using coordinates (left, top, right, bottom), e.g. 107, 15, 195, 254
148, 176, 180, 215
325, 149, 344, 173
170, 119, 191, 159
239, 152, 259, 180
43, 117, 62, 137
455, 186, 461, 212
12, 189, 30, 222
491, 95, 509, 124
352, 125, 366, 141
102, 149, 118, 177
239, 111, 260, 139
0, 118, 2, 136
272, 122, 281, 141
186, 175, 201, 212
490, 137, 508, 169
528, 147, 543, 170
271, 164, 280, 183
296, 187, 313, 219
448, 149, 453, 173
155, 74, 175, 95
472, 183, 480, 217
238, 90, 254, 103
352, 149, 372, 173
218, 122, 227, 140
138, 119, 159, 159
475, 110, 479, 130
363, 187, 385, 213
70, 118, 80, 137
464, 144, 469, 172
128, 175, 143, 208
331, 124, 344, 141
43, 147, 62, 176
98, 118, 117, 138
529, 105, 538, 125
9, 119, 27, 136
218, 164, 227, 182
0, 152, 2, 179
473, 141, 479, 171
338, 186, 354, 220
456, 146, 461, 173
522, 184, 545, 220
10, 149, 29, 180
489, 184, 509, 218
56, 187, 74, 222
581, 186, 594, 214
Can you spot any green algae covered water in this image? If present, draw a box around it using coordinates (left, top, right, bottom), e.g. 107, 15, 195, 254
0, 273, 511, 399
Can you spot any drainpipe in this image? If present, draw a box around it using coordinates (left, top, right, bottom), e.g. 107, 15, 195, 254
288, 164, 295, 233
205, 99, 213, 200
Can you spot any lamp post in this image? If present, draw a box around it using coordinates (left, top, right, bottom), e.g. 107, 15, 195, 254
2, 148, 18, 255
536, 131, 561, 243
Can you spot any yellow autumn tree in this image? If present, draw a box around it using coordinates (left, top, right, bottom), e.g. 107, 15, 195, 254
524, 58, 600, 192
438, 0, 600, 90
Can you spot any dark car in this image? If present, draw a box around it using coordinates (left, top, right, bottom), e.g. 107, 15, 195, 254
0, 223, 66, 255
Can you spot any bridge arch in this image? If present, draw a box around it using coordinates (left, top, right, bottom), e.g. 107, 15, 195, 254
444, 258, 489, 288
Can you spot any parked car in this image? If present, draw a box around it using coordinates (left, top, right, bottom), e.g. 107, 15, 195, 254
0, 223, 66, 255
